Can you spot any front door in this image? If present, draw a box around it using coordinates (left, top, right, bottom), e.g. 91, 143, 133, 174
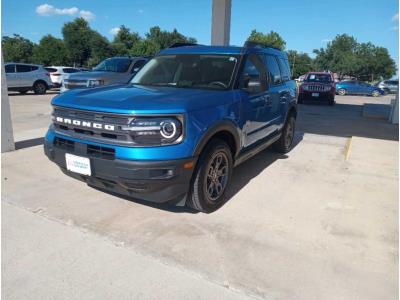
5, 64, 18, 88
240, 53, 274, 147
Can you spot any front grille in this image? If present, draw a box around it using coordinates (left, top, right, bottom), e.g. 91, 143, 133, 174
54, 137, 75, 150
53, 137, 115, 160
52, 106, 134, 145
87, 145, 115, 160
64, 79, 88, 90
304, 85, 331, 92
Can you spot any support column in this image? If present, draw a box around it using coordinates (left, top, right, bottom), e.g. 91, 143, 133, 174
1, 55, 15, 152
390, 92, 399, 124
211, 0, 231, 46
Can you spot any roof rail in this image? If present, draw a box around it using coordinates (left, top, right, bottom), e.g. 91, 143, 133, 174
243, 41, 281, 51
168, 42, 199, 48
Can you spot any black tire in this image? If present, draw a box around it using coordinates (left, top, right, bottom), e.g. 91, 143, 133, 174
371, 90, 380, 97
298, 95, 304, 104
337, 88, 346, 96
33, 81, 47, 95
187, 139, 233, 213
19, 91, 28, 95
273, 113, 296, 154
328, 96, 335, 106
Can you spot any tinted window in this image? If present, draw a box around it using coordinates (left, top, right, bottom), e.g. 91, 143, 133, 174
5, 64, 15, 73
305, 73, 332, 83
45, 67, 57, 73
264, 55, 282, 85
131, 60, 146, 73
63, 68, 79, 73
31, 66, 38, 71
241, 54, 267, 94
16, 64, 33, 72
132, 54, 239, 90
278, 58, 291, 81
93, 58, 132, 73
388, 80, 398, 85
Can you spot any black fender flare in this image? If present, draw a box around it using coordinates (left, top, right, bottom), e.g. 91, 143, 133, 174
193, 120, 241, 158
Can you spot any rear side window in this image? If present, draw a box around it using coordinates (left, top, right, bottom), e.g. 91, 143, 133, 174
45, 67, 57, 73
264, 55, 282, 85
278, 58, 291, 82
16, 64, 34, 72
63, 68, 79, 73
5, 64, 15, 73
31, 66, 38, 71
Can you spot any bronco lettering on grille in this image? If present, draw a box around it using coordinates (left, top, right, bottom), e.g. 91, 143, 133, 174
55, 117, 115, 131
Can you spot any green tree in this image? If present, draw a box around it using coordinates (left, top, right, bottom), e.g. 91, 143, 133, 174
32, 34, 69, 66
287, 50, 314, 78
146, 26, 197, 49
130, 39, 160, 56
88, 32, 114, 66
246, 30, 286, 50
62, 18, 94, 66
113, 25, 141, 50
314, 34, 396, 80
2, 34, 35, 63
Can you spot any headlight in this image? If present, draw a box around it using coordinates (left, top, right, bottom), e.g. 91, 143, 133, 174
88, 79, 104, 87
121, 117, 183, 146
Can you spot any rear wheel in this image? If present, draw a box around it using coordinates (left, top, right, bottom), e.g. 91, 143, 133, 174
337, 89, 346, 96
187, 139, 233, 213
274, 113, 296, 153
33, 81, 47, 95
328, 96, 335, 106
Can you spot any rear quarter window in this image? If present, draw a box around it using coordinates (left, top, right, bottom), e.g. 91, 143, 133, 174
278, 58, 291, 82
45, 67, 57, 73
264, 55, 282, 85
16, 64, 34, 72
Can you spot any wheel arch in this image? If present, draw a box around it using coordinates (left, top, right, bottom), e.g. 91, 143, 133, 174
33, 79, 49, 89
193, 120, 241, 161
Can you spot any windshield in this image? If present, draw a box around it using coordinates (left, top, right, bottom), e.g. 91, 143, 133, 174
305, 73, 332, 83
131, 54, 239, 90
93, 58, 132, 73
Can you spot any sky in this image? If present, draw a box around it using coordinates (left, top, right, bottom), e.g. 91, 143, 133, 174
2, 0, 399, 69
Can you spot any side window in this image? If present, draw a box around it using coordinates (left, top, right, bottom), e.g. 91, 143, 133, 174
30, 66, 38, 71
131, 60, 146, 74
5, 64, 15, 73
241, 54, 267, 94
63, 68, 79, 73
16, 64, 33, 73
264, 55, 282, 85
278, 58, 291, 81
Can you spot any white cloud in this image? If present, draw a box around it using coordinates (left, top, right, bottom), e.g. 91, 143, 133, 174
110, 27, 121, 35
79, 10, 95, 20
321, 38, 332, 43
138, 9, 144, 13
36, 4, 95, 20
392, 13, 399, 21
36, 4, 78, 16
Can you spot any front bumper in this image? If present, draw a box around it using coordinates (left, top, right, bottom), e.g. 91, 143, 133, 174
299, 91, 334, 100
44, 137, 196, 204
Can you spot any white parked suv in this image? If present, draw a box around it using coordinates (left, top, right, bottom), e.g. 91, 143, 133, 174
45, 66, 81, 88
5, 63, 53, 94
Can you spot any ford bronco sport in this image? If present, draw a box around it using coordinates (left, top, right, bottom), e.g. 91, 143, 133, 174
44, 42, 297, 212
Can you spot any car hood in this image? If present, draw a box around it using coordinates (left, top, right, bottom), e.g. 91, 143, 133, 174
52, 84, 235, 114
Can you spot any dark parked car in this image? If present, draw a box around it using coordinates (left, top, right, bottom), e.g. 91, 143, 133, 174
335, 81, 384, 97
376, 80, 398, 94
298, 72, 336, 105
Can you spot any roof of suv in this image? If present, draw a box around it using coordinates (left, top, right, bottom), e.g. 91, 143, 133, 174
159, 45, 287, 58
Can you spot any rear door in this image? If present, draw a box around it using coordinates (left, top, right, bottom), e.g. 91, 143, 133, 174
16, 64, 34, 87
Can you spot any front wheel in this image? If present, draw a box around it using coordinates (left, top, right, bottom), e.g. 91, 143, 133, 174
371, 90, 380, 97
274, 114, 296, 153
187, 139, 233, 213
337, 89, 346, 96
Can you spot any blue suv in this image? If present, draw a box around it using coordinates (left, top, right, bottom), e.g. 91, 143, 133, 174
44, 42, 297, 212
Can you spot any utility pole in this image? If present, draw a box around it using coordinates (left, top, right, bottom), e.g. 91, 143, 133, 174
211, 0, 231, 46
